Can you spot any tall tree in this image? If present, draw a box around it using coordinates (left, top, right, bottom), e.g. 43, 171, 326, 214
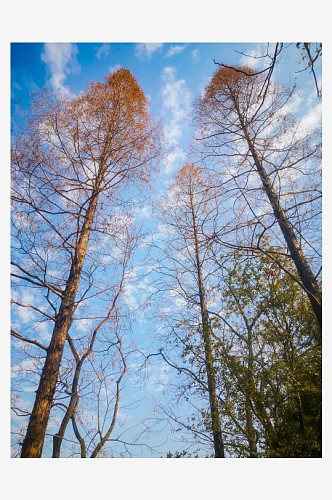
193, 66, 322, 331
11, 68, 163, 457
151, 163, 225, 457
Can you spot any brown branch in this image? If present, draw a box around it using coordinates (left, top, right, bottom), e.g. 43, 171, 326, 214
11, 329, 48, 352
11, 261, 64, 297
11, 301, 56, 322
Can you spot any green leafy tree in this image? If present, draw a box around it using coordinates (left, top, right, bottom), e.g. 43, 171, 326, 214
210, 246, 321, 457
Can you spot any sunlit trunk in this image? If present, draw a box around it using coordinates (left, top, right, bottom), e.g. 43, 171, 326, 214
21, 188, 101, 458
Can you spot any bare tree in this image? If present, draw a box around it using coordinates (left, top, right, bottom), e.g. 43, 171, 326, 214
192, 66, 322, 331
148, 163, 226, 458
11, 68, 163, 457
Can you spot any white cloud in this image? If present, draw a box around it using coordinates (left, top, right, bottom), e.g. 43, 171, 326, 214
96, 43, 111, 59
76, 318, 91, 333
109, 63, 121, 74
163, 149, 186, 175
133, 205, 152, 220
11, 359, 42, 378
239, 43, 267, 69
123, 282, 138, 308
41, 43, 81, 94
35, 321, 52, 341
306, 75, 322, 107
166, 45, 187, 58
139, 221, 174, 248
145, 361, 171, 394
11, 289, 19, 302
21, 290, 36, 305
11, 80, 23, 99
11, 397, 33, 415
135, 43, 163, 60
22, 77, 39, 94
116, 409, 131, 423
300, 102, 322, 130
17, 305, 34, 324
258, 91, 304, 141
162, 66, 176, 82
161, 66, 192, 146
291, 102, 322, 144
191, 49, 199, 62
12, 81, 22, 90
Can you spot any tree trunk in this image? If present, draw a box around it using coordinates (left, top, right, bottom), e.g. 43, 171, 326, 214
236, 107, 322, 332
89, 378, 122, 458
245, 330, 257, 457
20, 187, 101, 458
71, 413, 87, 458
52, 359, 83, 458
189, 185, 225, 458
245, 396, 257, 457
